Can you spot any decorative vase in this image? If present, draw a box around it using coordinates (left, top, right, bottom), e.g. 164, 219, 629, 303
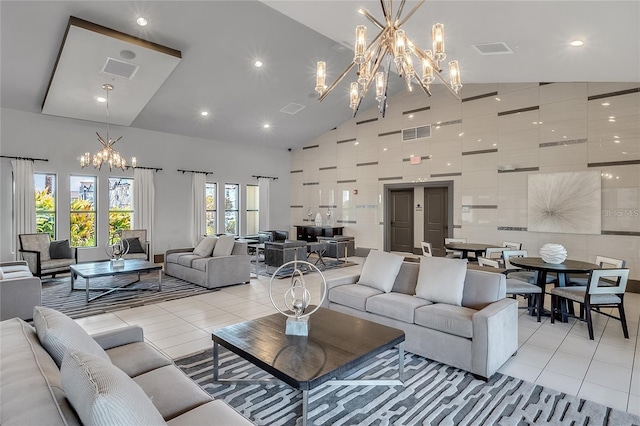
539, 243, 567, 264
315, 212, 322, 227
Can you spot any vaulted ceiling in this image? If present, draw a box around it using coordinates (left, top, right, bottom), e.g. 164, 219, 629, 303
1, 1, 638, 150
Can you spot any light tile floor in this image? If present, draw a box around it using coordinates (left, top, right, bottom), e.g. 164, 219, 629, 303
74, 258, 640, 415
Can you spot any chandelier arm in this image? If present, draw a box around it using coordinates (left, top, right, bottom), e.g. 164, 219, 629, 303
394, 0, 407, 25
379, 0, 390, 26
108, 136, 124, 147
397, 0, 425, 27
352, 44, 388, 117
318, 61, 356, 102
360, 8, 385, 30
410, 43, 439, 70
417, 78, 433, 97
411, 44, 460, 99
379, 56, 392, 117
96, 133, 108, 147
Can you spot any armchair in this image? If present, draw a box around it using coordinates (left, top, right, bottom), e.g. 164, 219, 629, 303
18, 233, 77, 278
120, 229, 150, 261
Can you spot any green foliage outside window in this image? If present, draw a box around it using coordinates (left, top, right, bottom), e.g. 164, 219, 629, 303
109, 211, 132, 238
35, 188, 55, 238
70, 198, 95, 247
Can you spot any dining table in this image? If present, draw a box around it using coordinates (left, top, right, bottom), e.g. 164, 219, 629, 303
443, 242, 503, 259
507, 257, 601, 322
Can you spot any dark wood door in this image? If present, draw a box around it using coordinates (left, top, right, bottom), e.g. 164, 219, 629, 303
424, 187, 448, 257
390, 189, 414, 253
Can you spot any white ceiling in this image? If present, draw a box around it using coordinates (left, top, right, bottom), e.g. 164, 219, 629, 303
1, 1, 639, 151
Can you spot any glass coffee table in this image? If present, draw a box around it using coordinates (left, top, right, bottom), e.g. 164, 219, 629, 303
211, 307, 405, 426
70, 259, 162, 302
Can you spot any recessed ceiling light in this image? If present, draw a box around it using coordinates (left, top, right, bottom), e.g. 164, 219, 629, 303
200, 111, 209, 116
263, 123, 270, 128
601, 102, 610, 106
96, 97, 106, 103
254, 60, 263, 68
136, 17, 148, 26
570, 40, 584, 47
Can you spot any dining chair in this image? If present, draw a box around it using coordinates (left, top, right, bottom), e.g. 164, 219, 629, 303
502, 241, 522, 250
444, 238, 466, 259
478, 257, 542, 322
420, 242, 433, 257
502, 250, 556, 285
569, 256, 626, 286
485, 247, 506, 265
550, 269, 630, 340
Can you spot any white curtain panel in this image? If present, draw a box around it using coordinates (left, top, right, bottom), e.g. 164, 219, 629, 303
133, 168, 156, 255
11, 159, 36, 259
258, 177, 270, 231
191, 173, 206, 246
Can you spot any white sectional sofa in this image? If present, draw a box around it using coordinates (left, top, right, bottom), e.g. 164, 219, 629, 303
322, 251, 518, 379
0, 261, 41, 321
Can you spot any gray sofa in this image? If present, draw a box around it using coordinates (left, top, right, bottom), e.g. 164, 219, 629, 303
0, 307, 252, 425
322, 255, 518, 379
0, 261, 41, 321
165, 238, 251, 289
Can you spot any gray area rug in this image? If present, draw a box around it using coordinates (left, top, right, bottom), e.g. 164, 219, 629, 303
41, 272, 217, 319
176, 347, 640, 426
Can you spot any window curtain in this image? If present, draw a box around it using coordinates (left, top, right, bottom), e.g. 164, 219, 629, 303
11, 159, 36, 259
258, 177, 270, 231
133, 168, 155, 256
191, 173, 206, 246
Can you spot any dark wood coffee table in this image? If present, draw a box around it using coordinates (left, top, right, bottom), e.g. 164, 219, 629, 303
70, 259, 162, 302
211, 307, 405, 426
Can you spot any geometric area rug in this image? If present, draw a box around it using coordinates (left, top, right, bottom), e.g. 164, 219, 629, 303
176, 347, 640, 426
41, 272, 218, 319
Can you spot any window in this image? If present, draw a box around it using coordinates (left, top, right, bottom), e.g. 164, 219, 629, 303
70, 175, 96, 247
34, 173, 56, 239
224, 183, 239, 235
246, 184, 259, 235
206, 182, 217, 235
109, 177, 133, 237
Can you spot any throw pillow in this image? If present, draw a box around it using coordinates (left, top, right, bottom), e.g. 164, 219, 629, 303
125, 237, 145, 254
50, 239, 73, 259
61, 350, 166, 426
415, 256, 467, 306
33, 306, 110, 367
357, 250, 404, 293
212, 235, 235, 257
193, 236, 218, 257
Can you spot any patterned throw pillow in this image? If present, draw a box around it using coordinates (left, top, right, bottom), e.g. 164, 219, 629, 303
61, 350, 166, 426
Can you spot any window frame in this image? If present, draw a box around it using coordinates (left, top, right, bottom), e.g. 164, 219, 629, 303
69, 175, 97, 247
34, 172, 57, 240
108, 177, 134, 238
224, 183, 239, 235
246, 183, 259, 235
205, 182, 217, 236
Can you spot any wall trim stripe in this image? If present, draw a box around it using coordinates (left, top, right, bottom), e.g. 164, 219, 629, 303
378, 130, 402, 137
302, 182, 319, 186
356, 162, 378, 167
498, 167, 539, 173
498, 106, 539, 116
337, 179, 357, 183
403, 155, 432, 162
290, 170, 303, 174
379, 176, 403, 181
302, 144, 319, 150
453, 225, 462, 229
290, 205, 304, 208
588, 159, 640, 167
588, 87, 640, 101
462, 149, 498, 156
403, 106, 431, 115
462, 205, 498, 209
356, 118, 378, 125
434, 119, 462, 127
319, 204, 337, 209
498, 226, 528, 231
337, 220, 357, 224
540, 138, 587, 148
461, 91, 498, 102
431, 172, 462, 177
337, 138, 357, 144
319, 166, 337, 170
602, 230, 640, 236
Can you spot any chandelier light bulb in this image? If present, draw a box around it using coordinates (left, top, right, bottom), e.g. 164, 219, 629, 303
432, 23, 446, 62
354, 25, 367, 64
315, 61, 327, 95
421, 51, 435, 85
349, 82, 359, 110
358, 60, 370, 86
449, 60, 462, 93
375, 71, 385, 101
394, 29, 406, 61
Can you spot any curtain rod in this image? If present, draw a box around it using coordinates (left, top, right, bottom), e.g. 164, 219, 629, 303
126, 165, 163, 172
253, 175, 278, 180
1, 155, 49, 162
177, 169, 212, 175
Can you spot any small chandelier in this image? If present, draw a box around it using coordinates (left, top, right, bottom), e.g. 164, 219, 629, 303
315, 0, 462, 118
80, 84, 136, 171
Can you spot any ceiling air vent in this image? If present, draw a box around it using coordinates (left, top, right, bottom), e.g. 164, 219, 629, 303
280, 102, 306, 115
471, 42, 513, 55
403, 125, 431, 141
101, 57, 139, 79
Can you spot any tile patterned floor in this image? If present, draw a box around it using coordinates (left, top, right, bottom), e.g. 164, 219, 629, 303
74, 258, 640, 415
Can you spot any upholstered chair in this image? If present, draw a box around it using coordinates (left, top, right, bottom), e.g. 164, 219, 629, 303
120, 229, 150, 261
19, 233, 77, 278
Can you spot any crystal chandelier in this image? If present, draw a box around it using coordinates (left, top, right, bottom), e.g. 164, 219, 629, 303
80, 84, 136, 171
315, 0, 462, 117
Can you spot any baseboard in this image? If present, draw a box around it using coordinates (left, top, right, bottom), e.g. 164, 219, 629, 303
154, 254, 164, 264
627, 278, 639, 294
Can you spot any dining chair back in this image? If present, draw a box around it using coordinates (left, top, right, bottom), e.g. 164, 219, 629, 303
569, 255, 626, 286
485, 247, 506, 262
444, 238, 466, 259
420, 242, 433, 257
502, 250, 528, 270
503, 241, 523, 250
477, 257, 500, 268
550, 269, 630, 339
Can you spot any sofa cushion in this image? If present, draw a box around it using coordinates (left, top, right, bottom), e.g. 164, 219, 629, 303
167, 400, 253, 426
366, 293, 432, 323
1, 264, 31, 274
191, 258, 209, 272
4, 270, 35, 280
125, 237, 146, 254
61, 350, 166, 426
41, 258, 76, 271
0, 267, 3, 279
328, 284, 383, 312
414, 304, 476, 338
166, 252, 186, 264
357, 250, 404, 293
106, 342, 173, 378
33, 306, 110, 367
193, 237, 218, 257
177, 254, 201, 268
415, 256, 467, 306
212, 235, 235, 256
49, 239, 73, 259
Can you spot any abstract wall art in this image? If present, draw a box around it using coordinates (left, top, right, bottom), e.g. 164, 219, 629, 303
527, 171, 601, 234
